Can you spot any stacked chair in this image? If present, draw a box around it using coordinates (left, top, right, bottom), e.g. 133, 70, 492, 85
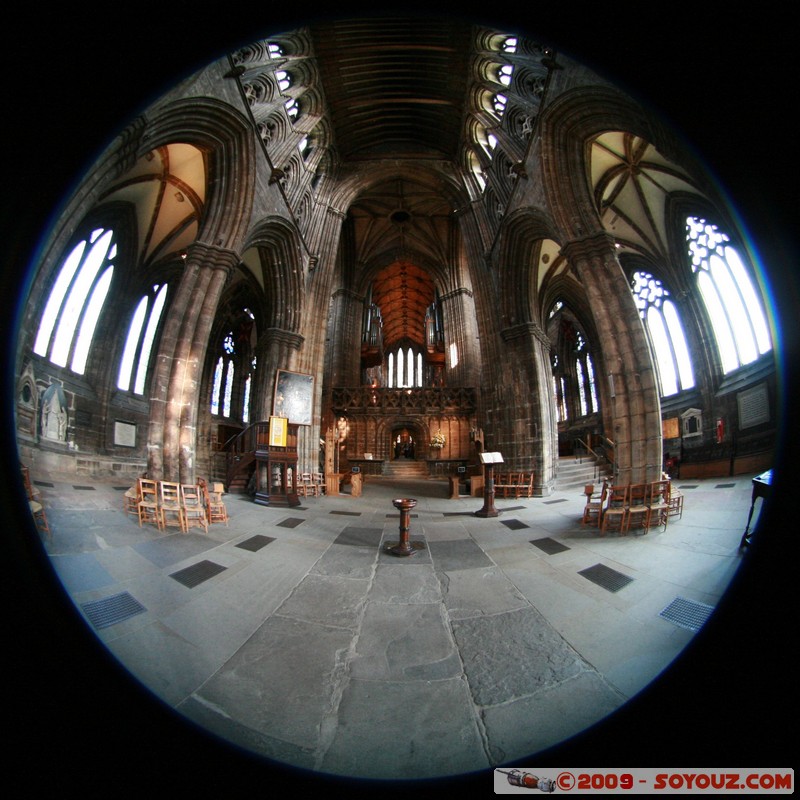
581, 478, 676, 536
626, 483, 651, 533
200, 479, 229, 526
298, 472, 320, 497
647, 479, 671, 531
181, 483, 208, 533
128, 477, 229, 533
158, 480, 187, 532
136, 478, 162, 530
600, 485, 629, 535
581, 482, 607, 526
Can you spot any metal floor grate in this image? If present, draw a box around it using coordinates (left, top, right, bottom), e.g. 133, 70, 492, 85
73, 485, 96, 490
329, 510, 361, 516
236, 534, 275, 552
170, 560, 227, 588
81, 592, 146, 630
277, 518, 305, 528
579, 563, 634, 592
660, 596, 714, 631
502, 519, 530, 530
530, 537, 571, 555
543, 498, 568, 504
34, 480, 54, 488
715, 482, 736, 489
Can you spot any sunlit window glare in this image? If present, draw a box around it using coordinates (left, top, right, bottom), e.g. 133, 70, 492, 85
632, 270, 695, 396
686, 216, 771, 374
35, 228, 117, 375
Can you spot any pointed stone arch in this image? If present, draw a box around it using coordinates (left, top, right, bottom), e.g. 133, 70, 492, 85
137, 97, 257, 252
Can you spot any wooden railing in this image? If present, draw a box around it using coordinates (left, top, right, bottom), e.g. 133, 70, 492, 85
222, 421, 299, 489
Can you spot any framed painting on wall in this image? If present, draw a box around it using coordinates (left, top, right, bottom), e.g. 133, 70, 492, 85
273, 369, 314, 426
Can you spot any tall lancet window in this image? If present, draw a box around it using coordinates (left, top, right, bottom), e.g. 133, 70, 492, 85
632, 270, 694, 397
34, 227, 116, 374
686, 216, 772, 374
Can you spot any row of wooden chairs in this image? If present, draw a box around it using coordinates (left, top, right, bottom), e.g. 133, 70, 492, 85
124, 478, 228, 533
582, 479, 680, 535
298, 472, 325, 497
493, 472, 535, 498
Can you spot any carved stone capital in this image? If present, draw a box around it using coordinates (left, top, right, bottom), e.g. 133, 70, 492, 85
500, 321, 550, 347
560, 232, 618, 265
257, 327, 305, 351
184, 241, 241, 276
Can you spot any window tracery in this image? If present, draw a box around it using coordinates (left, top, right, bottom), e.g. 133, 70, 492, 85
686, 216, 772, 374
117, 283, 168, 395
631, 270, 694, 397
34, 227, 116, 375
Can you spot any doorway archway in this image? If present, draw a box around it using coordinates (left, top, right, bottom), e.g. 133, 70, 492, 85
390, 423, 424, 461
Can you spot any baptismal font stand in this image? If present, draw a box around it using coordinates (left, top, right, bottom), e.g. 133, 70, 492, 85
386, 498, 425, 556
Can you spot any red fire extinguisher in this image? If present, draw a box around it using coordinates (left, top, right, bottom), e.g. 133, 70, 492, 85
716, 417, 724, 444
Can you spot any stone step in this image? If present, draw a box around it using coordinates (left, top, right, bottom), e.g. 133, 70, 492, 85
556, 456, 611, 491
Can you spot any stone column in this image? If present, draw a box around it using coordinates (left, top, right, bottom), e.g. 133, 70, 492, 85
177, 248, 237, 484
147, 252, 202, 479
496, 321, 557, 494
252, 327, 305, 422
440, 287, 479, 387
159, 243, 238, 482
562, 233, 662, 485
328, 287, 364, 387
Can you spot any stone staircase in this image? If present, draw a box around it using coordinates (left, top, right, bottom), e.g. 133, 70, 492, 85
556, 454, 612, 493
381, 459, 430, 480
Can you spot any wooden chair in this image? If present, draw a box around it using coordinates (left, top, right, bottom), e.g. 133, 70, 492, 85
494, 472, 510, 497
123, 483, 140, 520
298, 472, 318, 497
181, 484, 208, 533
582, 481, 607, 527
600, 485, 628, 535
29, 499, 52, 540
207, 482, 229, 526
20, 465, 40, 501
668, 487, 684, 520
648, 480, 671, 531
626, 483, 651, 533
137, 478, 162, 530
522, 472, 535, 498
313, 472, 326, 495
158, 480, 187, 532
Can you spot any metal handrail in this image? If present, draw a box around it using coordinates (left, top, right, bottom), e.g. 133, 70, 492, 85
575, 436, 615, 480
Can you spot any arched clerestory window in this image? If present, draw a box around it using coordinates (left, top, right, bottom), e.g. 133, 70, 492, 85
686, 216, 772, 374
33, 227, 116, 374
117, 283, 168, 395
574, 331, 598, 417
631, 270, 694, 397
211, 332, 236, 417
